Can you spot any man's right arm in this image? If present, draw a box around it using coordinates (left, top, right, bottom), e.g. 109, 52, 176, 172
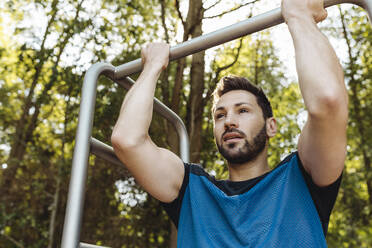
111, 43, 184, 203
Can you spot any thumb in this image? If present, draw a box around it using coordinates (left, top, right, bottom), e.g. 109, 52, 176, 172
315, 9, 327, 23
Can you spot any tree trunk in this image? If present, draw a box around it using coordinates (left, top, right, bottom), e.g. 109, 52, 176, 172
253, 39, 262, 85
187, 49, 205, 163
47, 174, 60, 248
185, 0, 205, 163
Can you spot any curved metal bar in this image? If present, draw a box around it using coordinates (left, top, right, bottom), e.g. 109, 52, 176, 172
114, 0, 372, 79
80, 242, 110, 248
115, 77, 190, 162
90, 137, 124, 167
61, 63, 115, 248
89, 76, 190, 165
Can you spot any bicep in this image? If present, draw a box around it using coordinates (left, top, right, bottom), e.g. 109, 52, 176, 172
298, 113, 347, 187
113, 137, 184, 203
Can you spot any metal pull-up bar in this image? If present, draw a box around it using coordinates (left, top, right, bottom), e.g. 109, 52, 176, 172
61, 0, 372, 247
114, 0, 372, 78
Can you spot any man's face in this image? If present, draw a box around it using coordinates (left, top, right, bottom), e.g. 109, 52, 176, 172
213, 90, 268, 164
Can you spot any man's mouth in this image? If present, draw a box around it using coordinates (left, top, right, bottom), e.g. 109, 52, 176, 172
223, 132, 243, 142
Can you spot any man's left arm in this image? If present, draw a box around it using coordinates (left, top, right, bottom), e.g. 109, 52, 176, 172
282, 0, 348, 186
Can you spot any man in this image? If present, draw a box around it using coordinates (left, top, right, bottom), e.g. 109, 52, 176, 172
111, 0, 348, 246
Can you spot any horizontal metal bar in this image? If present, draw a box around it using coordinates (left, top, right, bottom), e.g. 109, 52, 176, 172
90, 138, 125, 167
80, 243, 110, 248
114, 0, 372, 79
115, 77, 190, 162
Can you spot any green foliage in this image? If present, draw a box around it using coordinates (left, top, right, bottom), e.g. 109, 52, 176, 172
0, 1, 371, 247
326, 7, 372, 248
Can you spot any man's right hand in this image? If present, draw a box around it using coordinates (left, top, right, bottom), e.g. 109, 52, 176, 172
281, 0, 328, 24
141, 42, 170, 72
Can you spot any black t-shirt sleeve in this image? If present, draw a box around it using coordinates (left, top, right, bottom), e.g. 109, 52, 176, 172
296, 153, 342, 235
160, 162, 190, 228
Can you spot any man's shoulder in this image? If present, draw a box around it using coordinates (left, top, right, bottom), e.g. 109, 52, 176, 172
184, 162, 218, 184
273, 151, 299, 170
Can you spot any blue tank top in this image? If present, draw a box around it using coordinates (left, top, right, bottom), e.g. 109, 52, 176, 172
176, 153, 328, 247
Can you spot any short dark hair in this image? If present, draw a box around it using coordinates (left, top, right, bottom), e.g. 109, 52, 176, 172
212, 75, 273, 119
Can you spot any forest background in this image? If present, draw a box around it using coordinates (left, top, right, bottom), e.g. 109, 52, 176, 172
0, 0, 371, 247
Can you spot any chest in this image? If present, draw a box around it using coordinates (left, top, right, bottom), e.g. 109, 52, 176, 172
177, 161, 327, 248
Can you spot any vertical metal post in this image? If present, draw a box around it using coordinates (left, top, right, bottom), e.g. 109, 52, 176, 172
61, 63, 115, 248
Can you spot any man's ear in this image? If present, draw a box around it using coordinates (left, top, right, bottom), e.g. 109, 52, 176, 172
266, 117, 277, 138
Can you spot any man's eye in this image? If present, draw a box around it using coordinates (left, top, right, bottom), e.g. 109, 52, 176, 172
239, 109, 248, 113
216, 113, 225, 119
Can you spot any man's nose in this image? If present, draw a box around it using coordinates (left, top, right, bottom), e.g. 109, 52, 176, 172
224, 114, 238, 129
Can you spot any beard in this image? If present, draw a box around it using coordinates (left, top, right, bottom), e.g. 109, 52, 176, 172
217, 124, 267, 165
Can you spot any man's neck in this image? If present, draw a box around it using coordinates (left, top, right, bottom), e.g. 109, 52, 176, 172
227, 148, 270, 181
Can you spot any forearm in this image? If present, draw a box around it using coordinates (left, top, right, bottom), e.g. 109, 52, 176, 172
288, 18, 348, 116
112, 65, 162, 145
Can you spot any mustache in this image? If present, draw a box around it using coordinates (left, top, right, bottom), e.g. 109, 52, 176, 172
221, 127, 246, 140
